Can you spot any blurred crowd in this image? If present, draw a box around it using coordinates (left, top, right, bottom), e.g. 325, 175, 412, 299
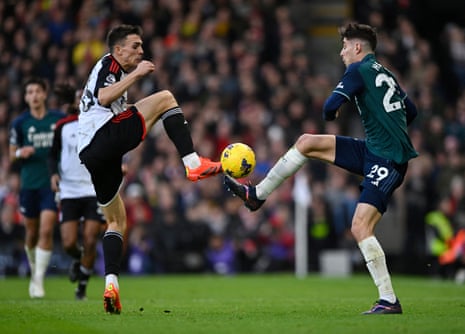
0, 0, 465, 278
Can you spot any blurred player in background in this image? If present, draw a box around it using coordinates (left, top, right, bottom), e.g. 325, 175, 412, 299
48, 83, 106, 300
78, 24, 222, 314
9, 77, 65, 298
225, 22, 418, 315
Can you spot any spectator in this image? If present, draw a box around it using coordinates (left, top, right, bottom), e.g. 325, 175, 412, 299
0, 191, 24, 277
425, 196, 465, 281
444, 23, 465, 89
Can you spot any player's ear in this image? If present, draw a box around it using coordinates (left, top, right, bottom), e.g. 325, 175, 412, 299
113, 44, 122, 55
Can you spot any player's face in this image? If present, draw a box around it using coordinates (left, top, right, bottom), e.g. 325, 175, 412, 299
116, 34, 144, 71
340, 38, 359, 67
24, 83, 47, 110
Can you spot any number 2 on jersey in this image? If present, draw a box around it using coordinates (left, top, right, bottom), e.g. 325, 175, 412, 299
375, 73, 402, 113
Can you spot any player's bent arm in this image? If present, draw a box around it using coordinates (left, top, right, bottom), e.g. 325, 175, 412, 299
98, 73, 140, 106
322, 93, 347, 121
98, 60, 154, 106
9, 145, 35, 162
50, 174, 60, 192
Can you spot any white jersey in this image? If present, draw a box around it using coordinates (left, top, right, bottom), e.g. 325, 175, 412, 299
49, 115, 96, 199
78, 53, 128, 153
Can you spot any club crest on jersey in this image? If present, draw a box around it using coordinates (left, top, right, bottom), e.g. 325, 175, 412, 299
106, 74, 116, 84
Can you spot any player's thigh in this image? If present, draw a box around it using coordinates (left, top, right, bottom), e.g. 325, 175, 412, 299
359, 152, 407, 214
39, 187, 58, 213
81, 154, 124, 206
60, 220, 80, 247
83, 219, 103, 245
134, 90, 177, 127
333, 136, 365, 175
296, 134, 336, 163
81, 197, 105, 241
19, 189, 40, 218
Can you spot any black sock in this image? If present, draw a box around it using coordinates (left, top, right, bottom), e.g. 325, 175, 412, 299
68, 245, 82, 260
102, 231, 123, 276
162, 110, 195, 157
77, 275, 89, 293
77, 266, 92, 292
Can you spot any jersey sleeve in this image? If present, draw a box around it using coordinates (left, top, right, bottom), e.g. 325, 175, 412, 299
322, 63, 365, 120
9, 116, 23, 147
322, 93, 347, 121
334, 62, 365, 99
93, 58, 113, 99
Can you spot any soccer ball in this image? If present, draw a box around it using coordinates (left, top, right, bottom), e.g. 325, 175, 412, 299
221, 143, 256, 178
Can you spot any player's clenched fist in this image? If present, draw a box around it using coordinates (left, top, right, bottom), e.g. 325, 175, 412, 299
134, 60, 155, 76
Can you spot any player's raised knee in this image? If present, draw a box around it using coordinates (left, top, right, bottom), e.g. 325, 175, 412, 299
154, 90, 177, 109
295, 133, 314, 148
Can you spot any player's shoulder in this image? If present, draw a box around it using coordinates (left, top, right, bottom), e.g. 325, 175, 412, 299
359, 54, 384, 72
101, 53, 112, 65
345, 59, 364, 76
55, 114, 78, 129
10, 110, 32, 127
100, 54, 120, 72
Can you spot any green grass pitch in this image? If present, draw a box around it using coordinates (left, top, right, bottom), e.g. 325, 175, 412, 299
0, 274, 464, 334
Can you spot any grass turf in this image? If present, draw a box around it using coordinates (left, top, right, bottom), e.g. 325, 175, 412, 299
0, 274, 464, 334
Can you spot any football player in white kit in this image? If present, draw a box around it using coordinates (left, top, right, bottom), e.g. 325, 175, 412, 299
48, 84, 106, 300
77, 24, 222, 314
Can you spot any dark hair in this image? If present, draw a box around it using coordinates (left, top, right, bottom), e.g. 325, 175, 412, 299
54, 83, 78, 114
340, 22, 377, 51
23, 77, 47, 92
106, 24, 143, 52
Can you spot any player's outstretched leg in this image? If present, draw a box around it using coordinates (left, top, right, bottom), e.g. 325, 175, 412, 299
224, 175, 265, 211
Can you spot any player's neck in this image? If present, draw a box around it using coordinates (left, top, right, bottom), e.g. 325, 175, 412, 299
30, 105, 47, 119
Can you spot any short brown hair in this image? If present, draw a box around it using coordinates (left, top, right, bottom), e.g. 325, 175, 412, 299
106, 24, 143, 52
23, 77, 47, 92
340, 22, 377, 51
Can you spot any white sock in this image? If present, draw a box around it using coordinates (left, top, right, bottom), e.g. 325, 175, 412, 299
256, 146, 307, 199
182, 152, 201, 169
358, 236, 396, 303
105, 274, 119, 289
24, 246, 36, 276
35, 248, 52, 283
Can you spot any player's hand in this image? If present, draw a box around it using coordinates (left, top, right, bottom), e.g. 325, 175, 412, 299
50, 174, 60, 192
134, 60, 155, 77
20, 146, 35, 158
